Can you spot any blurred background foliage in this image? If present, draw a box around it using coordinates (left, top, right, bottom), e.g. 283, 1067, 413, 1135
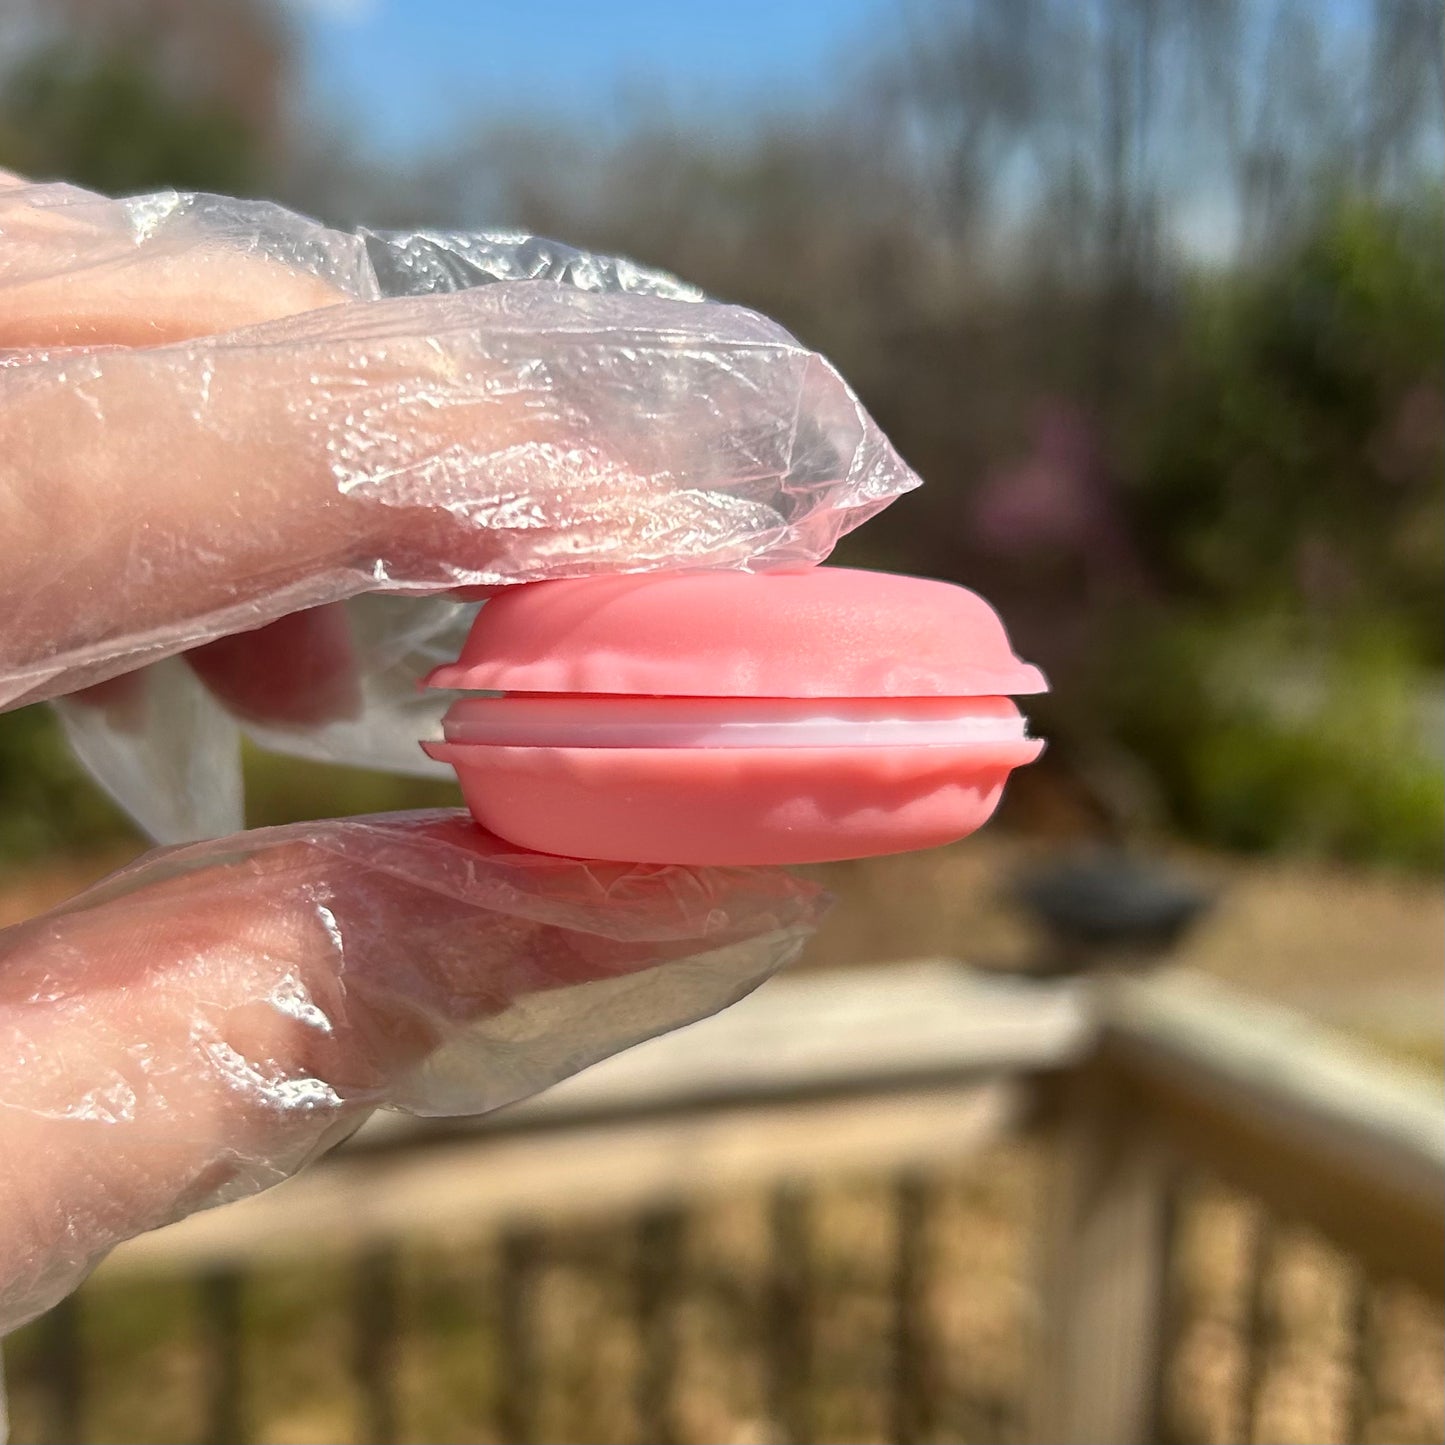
0, 0, 1441, 870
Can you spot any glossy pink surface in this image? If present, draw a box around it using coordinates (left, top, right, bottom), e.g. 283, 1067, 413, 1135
422, 734, 1044, 865
425, 568, 1047, 698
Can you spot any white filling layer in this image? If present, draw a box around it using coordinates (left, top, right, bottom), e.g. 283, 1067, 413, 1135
442, 695, 1032, 749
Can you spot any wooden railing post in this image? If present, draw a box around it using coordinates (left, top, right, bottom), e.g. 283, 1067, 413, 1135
1029, 1060, 1176, 1445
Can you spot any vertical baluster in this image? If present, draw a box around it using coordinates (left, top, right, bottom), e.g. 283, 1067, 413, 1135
199, 1267, 245, 1445
766, 1183, 813, 1445
1343, 1268, 1375, 1445
634, 1206, 685, 1445
891, 1172, 932, 1445
1236, 1211, 1277, 1445
1149, 1181, 1184, 1445
36, 1293, 84, 1445
354, 1241, 401, 1445
495, 1227, 540, 1445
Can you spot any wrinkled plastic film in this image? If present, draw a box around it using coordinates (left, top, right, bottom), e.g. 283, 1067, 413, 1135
0, 811, 823, 1332
359, 226, 706, 301
6, 284, 901, 701
0, 180, 377, 340
0, 181, 921, 841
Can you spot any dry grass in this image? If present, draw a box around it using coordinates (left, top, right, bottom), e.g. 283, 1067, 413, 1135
5, 1155, 1441, 1445
1167, 1186, 1445, 1445
0, 1148, 1062, 1445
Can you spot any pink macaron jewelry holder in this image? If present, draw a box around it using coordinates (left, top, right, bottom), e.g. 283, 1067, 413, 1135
421, 568, 1047, 866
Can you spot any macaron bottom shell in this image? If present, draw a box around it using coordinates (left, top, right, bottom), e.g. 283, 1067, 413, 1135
422, 738, 1044, 866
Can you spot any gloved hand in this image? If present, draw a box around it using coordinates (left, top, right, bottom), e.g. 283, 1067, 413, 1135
0, 173, 917, 1333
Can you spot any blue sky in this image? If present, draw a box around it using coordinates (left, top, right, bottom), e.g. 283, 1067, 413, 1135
287, 0, 893, 157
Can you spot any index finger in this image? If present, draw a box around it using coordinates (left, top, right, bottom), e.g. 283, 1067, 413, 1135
2, 284, 910, 710
0, 175, 365, 345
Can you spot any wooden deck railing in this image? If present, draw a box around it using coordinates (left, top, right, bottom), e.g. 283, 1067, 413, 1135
6, 961, 1442, 1445
1032, 971, 1444, 1444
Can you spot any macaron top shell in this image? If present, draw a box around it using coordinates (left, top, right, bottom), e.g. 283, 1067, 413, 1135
426, 568, 1047, 698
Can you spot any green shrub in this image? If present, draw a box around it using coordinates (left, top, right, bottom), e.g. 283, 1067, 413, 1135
1108, 611, 1444, 871
0, 708, 138, 863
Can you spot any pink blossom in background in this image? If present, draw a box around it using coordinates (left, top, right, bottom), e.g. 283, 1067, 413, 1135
969, 401, 1147, 597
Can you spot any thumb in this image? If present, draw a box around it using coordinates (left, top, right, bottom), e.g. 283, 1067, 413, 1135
0, 812, 823, 1332
1, 191, 916, 711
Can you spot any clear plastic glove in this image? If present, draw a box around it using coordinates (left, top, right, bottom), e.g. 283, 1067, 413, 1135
0, 174, 917, 839
0, 813, 820, 1334
0, 174, 917, 1333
